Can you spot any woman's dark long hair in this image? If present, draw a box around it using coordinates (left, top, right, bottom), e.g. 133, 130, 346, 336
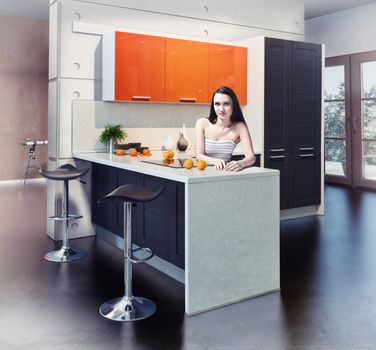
208, 86, 245, 124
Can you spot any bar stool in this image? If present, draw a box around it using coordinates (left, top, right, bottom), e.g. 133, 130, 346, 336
40, 164, 90, 262
99, 184, 164, 322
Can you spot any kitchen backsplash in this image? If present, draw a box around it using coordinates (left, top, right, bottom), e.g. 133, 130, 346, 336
72, 100, 252, 153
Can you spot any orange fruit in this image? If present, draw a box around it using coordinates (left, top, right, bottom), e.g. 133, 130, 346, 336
130, 149, 138, 157
163, 151, 173, 160
196, 159, 207, 170
142, 148, 150, 156
183, 159, 194, 169
115, 149, 125, 156
162, 159, 174, 165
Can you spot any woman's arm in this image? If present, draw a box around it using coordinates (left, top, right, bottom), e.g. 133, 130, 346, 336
224, 122, 256, 172
195, 118, 227, 170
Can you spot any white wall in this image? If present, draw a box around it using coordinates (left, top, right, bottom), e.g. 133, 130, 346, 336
305, 3, 376, 57
0, 15, 48, 181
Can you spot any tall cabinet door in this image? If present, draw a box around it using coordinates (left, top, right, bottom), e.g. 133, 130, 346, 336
115, 32, 165, 102
209, 44, 248, 104
165, 38, 209, 103
264, 38, 290, 209
264, 38, 322, 210
290, 41, 322, 208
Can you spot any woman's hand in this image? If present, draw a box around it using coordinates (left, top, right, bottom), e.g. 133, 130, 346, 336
224, 160, 243, 172
213, 159, 227, 170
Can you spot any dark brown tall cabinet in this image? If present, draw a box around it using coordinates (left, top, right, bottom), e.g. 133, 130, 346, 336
264, 38, 322, 210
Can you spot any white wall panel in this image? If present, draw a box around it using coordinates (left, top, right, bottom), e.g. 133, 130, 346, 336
49, 1, 59, 79
59, 1, 102, 78
46, 158, 59, 239
60, 31, 102, 79
305, 3, 376, 57
102, 32, 114, 101
48, 80, 58, 159
81, 0, 304, 35
58, 78, 99, 158
237, 36, 265, 163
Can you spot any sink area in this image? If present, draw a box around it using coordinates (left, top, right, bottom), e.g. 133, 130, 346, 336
141, 158, 211, 168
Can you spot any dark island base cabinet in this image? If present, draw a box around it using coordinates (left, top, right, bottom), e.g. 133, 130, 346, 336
92, 163, 185, 269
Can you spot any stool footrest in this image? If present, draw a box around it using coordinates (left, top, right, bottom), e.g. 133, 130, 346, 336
127, 247, 153, 264
49, 214, 83, 221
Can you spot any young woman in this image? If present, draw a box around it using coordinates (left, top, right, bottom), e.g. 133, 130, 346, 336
195, 86, 256, 171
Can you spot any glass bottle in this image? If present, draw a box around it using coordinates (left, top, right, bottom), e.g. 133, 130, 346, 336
177, 132, 188, 151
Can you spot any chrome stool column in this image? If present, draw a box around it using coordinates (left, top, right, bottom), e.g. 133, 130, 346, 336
39, 164, 90, 262
99, 184, 164, 322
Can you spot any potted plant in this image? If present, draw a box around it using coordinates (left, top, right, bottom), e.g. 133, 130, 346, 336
99, 123, 127, 153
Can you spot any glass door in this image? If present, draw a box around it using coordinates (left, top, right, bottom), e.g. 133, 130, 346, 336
324, 57, 351, 185
352, 52, 376, 189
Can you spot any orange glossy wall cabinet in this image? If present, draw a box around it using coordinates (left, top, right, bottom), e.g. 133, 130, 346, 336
209, 44, 248, 105
165, 38, 209, 104
115, 32, 165, 102
102, 31, 248, 104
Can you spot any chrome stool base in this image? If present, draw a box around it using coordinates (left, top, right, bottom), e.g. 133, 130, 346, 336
99, 296, 156, 322
44, 247, 87, 263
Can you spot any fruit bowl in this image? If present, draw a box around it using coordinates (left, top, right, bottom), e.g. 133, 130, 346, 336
127, 142, 141, 148
136, 146, 148, 153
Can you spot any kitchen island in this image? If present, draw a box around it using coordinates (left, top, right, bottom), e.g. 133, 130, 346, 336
73, 151, 280, 315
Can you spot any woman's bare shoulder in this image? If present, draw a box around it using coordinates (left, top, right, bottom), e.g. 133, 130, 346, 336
233, 121, 248, 131
196, 117, 209, 128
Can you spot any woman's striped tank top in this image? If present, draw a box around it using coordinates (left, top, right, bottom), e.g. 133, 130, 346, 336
204, 139, 237, 162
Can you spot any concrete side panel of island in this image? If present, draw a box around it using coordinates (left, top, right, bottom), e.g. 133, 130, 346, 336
185, 173, 280, 315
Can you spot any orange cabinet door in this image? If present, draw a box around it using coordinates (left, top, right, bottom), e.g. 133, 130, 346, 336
115, 32, 165, 102
209, 44, 248, 104
166, 38, 209, 103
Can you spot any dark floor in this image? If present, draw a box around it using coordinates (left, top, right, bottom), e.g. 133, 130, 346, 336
1, 181, 376, 349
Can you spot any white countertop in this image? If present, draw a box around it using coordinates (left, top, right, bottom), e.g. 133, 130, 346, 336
73, 151, 277, 184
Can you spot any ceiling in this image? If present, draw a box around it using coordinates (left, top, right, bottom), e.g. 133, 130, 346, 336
0, 0, 49, 20
0, 0, 375, 21
305, 0, 376, 19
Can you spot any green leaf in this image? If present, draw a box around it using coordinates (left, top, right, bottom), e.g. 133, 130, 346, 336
99, 123, 127, 144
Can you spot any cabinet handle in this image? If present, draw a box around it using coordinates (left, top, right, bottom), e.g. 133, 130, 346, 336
179, 97, 197, 103
299, 154, 314, 157
270, 155, 285, 159
270, 148, 285, 152
299, 147, 314, 151
132, 96, 151, 101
